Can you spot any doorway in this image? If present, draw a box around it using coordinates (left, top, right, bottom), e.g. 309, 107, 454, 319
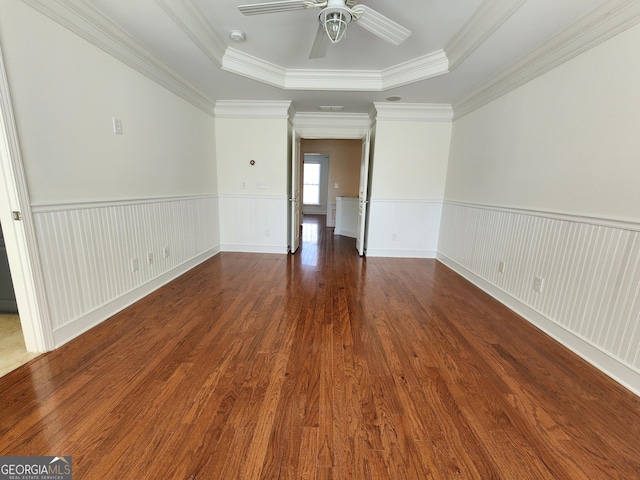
298, 138, 364, 232
0, 221, 37, 376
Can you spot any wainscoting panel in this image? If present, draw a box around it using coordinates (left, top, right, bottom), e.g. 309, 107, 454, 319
218, 194, 288, 254
366, 199, 442, 258
438, 201, 640, 394
32, 195, 220, 345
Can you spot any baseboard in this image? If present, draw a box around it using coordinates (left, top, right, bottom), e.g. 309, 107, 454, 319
367, 248, 437, 259
220, 244, 288, 254
334, 228, 357, 238
52, 247, 220, 347
437, 253, 640, 397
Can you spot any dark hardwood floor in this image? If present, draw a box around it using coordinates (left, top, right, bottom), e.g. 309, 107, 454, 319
1, 214, 640, 479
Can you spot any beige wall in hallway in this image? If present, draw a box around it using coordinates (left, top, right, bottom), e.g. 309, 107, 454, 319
300, 139, 362, 208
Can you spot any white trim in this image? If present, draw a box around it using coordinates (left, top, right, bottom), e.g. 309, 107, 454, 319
367, 249, 437, 259
292, 112, 372, 139
217, 193, 288, 201
381, 51, 449, 89
374, 103, 453, 122
284, 68, 382, 91
21, 0, 216, 114
0, 41, 54, 352
220, 244, 288, 254
214, 100, 292, 119
222, 50, 449, 92
30, 194, 218, 213
445, 0, 527, 70
156, 0, 226, 67
437, 253, 640, 397
444, 200, 640, 233
370, 198, 444, 204
52, 247, 219, 347
293, 112, 372, 129
222, 48, 288, 89
454, 0, 640, 119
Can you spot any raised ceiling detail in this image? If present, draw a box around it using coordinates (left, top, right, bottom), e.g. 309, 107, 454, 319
153, 0, 528, 92
17, 0, 640, 118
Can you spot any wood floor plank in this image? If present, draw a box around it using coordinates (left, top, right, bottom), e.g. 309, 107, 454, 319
1, 215, 640, 478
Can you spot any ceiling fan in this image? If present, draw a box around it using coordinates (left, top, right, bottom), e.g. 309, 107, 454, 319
237, 0, 411, 59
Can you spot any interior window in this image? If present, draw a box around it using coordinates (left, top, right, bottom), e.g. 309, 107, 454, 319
303, 162, 321, 205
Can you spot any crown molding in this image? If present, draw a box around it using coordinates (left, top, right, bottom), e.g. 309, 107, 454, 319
222, 48, 288, 89
20, 0, 216, 114
373, 103, 453, 122
214, 100, 292, 119
453, 0, 640, 119
222, 49, 449, 92
445, 0, 527, 71
224, 47, 385, 92
155, 0, 449, 92
292, 112, 373, 139
285, 69, 382, 91
381, 50, 449, 89
156, 0, 226, 67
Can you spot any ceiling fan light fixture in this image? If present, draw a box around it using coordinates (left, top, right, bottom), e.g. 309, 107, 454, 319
319, 6, 352, 43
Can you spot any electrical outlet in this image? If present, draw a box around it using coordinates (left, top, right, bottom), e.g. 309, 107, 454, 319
147, 252, 153, 264
392, 233, 398, 241
131, 258, 139, 272
163, 246, 169, 258
499, 260, 506, 273
265, 229, 270, 238
534, 276, 544, 293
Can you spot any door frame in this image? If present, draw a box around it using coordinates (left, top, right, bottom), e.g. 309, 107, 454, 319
288, 126, 302, 253
291, 114, 374, 254
0, 42, 54, 352
356, 131, 371, 256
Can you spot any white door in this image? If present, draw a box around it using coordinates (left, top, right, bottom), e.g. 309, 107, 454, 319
356, 131, 371, 256
289, 130, 301, 253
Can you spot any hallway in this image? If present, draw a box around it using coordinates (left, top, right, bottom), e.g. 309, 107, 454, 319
1, 216, 639, 478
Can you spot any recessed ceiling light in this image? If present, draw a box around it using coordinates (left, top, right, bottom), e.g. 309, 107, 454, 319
230, 30, 246, 42
319, 105, 344, 111
386, 96, 402, 102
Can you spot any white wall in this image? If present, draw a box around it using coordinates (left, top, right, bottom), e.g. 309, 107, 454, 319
367, 117, 452, 257
371, 120, 451, 201
445, 23, 640, 222
0, 0, 217, 204
0, 0, 219, 348
440, 22, 640, 395
215, 115, 289, 253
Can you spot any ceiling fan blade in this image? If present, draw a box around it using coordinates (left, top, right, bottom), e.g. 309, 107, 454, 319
309, 24, 330, 59
239, 0, 321, 16
352, 5, 411, 46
